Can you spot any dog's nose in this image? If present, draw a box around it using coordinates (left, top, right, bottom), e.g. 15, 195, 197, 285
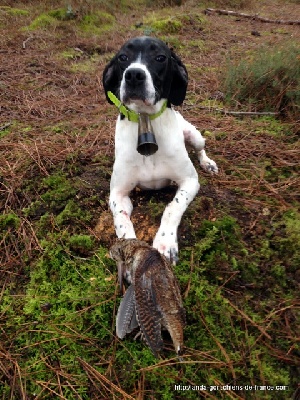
125, 68, 146, 86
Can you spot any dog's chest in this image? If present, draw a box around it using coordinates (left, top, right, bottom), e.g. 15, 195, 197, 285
113, 109, 188, 189
136, 156, 173, 189
115, 110, 183, 154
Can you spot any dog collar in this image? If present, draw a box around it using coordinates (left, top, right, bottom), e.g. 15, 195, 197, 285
107, 91, 167, 123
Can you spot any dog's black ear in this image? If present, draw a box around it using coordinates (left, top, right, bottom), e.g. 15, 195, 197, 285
168, 51, 188, 106
102, 56, 120, 104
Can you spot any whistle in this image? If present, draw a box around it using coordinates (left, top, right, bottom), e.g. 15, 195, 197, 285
137, 114, 158, 156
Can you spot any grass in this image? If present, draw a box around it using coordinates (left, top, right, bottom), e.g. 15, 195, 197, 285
223, 41, 300, 118
0, 0, 299, 398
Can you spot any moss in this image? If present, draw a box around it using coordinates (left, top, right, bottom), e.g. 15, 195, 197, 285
0, 212, 20, 231
273, 210, 300, 271
0, 124, 11, 139
0, 6, 29, 16
41, 174, 76, 210
69, 234, 94, 255
60, 48, 81, 60
13, 238, 116, 396
68, 55, 102, 73
26, 7, 76, 31
188, 38, 205, 50
151, 16, 183, 34
144, 12, 206, 35
80, 11, 115, 35
27, 14, 58, 30
55, 200, 92, 227
48, 7, 76, 21
254, 116, 286, 136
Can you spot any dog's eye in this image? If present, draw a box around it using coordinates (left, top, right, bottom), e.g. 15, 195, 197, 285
118, 54, 128, 62
155, 55, 166, 62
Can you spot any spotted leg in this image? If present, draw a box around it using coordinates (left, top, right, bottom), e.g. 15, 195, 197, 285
109, 188, 136, 239
153, 177, 200, 264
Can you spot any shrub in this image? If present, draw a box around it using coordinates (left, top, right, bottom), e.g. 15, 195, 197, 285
223, 41, 300, 119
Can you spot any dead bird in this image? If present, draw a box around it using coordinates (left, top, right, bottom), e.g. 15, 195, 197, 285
110, 238, 186, 358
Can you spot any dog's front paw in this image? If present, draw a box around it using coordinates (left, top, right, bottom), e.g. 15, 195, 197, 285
199, 149, 218, 174
153, 234, 179, 265
202, 158, 218, 174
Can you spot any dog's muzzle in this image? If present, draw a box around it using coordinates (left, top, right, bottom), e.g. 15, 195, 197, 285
137, 114, 158, 156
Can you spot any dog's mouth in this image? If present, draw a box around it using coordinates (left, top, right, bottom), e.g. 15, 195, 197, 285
123, 97, 158, 116
121, 87, 156, 109
124, 96, 153, 107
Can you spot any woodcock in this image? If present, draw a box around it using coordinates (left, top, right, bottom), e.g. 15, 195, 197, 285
110, 238, 186, 358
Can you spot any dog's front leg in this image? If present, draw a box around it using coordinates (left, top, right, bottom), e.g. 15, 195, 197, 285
109, 188, 136, 239
153, 177, 200, 264
176, 112, 218, 174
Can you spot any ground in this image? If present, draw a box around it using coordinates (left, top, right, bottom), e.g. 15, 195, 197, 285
0, 0, 299, 399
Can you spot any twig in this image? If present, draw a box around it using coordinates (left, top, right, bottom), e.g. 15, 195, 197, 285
199, 308, 237, 382
77, 357, 135, 400
36, 382, 67, 399
205, 8, 300, 25
186, 105, 279, 117
226, 298, 272, 341
22, 36, 33, 49
0, 122, 11, 131
183, 250, 194, 299
215, 109, 279, 116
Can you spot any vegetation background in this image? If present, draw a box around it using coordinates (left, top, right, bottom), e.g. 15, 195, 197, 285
0, 0, 299, 398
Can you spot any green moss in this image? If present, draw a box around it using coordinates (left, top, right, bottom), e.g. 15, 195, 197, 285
27, 14, 58, 30
55, 200, 91, 227
0, 212, 20, 231
80, 11, 115, 35
0, 123, 12, 139
68, 55, 102, 73
0, 6, 29, 16
273, 210, 300, 271
144, 12, 206, 35
69, 234, 94, 253
41, 174, 76, 210
151, 16, 182, 34
12, 237, 116, 396
60, 48, 81, 60
26, 7, 76, 31
48, 7, 76, 21
254, 116, 286, 136
188, 38, 205, 50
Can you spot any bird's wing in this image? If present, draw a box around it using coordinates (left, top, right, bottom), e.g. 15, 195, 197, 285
135, 270, 163, 357
116, 285, 138, 339
152, 259, 186, 355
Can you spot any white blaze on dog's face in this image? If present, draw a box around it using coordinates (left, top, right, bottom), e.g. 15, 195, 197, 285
119, 62, 156, 109
103, 36, 188, 113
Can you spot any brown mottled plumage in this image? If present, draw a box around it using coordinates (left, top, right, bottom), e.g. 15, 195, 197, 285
110, 238, 186, 358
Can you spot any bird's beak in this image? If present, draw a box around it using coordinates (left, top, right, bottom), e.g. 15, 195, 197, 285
118, 261, 124, 292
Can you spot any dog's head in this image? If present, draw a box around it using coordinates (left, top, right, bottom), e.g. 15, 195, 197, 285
103, 36, 188, 112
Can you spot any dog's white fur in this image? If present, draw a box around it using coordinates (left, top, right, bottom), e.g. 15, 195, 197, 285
105, 38, 218, 262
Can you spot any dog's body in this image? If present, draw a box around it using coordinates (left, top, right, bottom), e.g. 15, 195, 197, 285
103, 36, 218, 263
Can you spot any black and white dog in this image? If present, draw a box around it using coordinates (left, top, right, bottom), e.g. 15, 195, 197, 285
103, 36, 218, 263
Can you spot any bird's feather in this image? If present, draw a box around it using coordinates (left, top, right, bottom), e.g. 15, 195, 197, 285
116, 285, 138, 339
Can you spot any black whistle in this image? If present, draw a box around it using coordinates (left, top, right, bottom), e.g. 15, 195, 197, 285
137, 114, 158, 156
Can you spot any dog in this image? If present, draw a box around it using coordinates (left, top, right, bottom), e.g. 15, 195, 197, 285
103, 36, 218, 263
